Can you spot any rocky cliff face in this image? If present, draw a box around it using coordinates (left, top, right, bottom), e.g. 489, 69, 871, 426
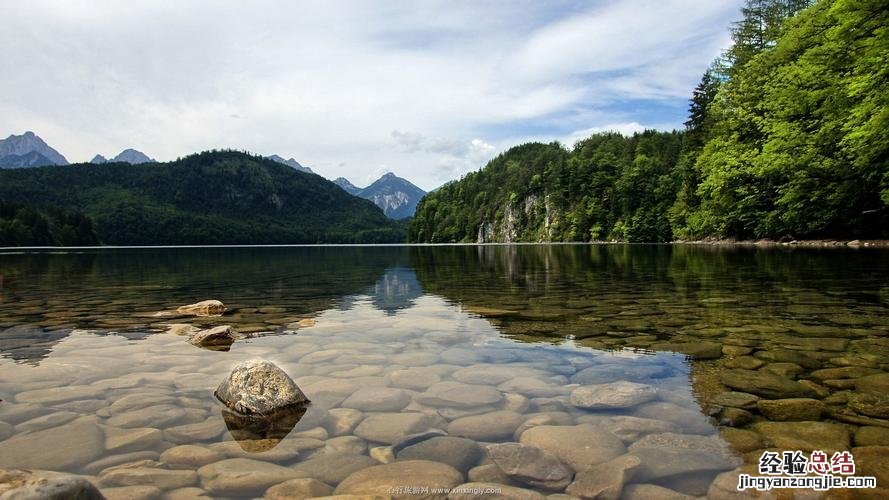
476, 194, 559, 243
0, 131, 69, 167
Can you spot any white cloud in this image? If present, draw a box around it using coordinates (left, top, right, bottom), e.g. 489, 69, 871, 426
0, 0, 743, 190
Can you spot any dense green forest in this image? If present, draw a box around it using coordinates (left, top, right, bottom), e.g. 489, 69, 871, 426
0, 151, 405, 245
0, 201, 99, 246
411, 0, 888, 243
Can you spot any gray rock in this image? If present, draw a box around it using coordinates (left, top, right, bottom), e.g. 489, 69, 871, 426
291, 453, 378, 485
99, 485, 161, 500
325, 408, 364, 437
448, 411, 525, 442
334, 460, 463, 497
159, 445, 224, 468
197, 458, 306, 496
631, 402, 716, 435
341, 387, 411, 412
387, 368, 441, 390
519, 425, 626, 472
104, 427, 163, 454
595, 416, 679, 442
188, 326, 235, 349
497, 377, 564, 398
99, 467, 197, 490
569, 381, 657, 410
354, 413, 443, 445
486, 442, 572, 491
13, 411, 79, 433
0, 417, 104, 470
448, 482, 545, 500
570, 364, 669, 384
264, 478, 333, 499
215, 359, 309, 415
566, 454, 641, 500
0, 469, 103, 500
83, 452, 160, 475
398, 437, 482, 473
106, 405, 186, 429
416, 381, 504, 408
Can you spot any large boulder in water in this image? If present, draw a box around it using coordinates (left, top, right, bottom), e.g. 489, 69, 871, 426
215, 359, 309, 415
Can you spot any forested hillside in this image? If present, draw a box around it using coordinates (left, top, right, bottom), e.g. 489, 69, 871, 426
410, 0, 888, 243
0, 151, 405, 245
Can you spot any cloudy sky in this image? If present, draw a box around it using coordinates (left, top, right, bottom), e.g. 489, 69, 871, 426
1, 0, 743, 190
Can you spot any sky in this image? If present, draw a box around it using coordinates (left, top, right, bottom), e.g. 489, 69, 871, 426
1, 0, 744, 191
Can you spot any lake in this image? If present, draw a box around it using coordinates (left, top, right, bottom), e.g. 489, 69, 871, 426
1, 245, 887, 498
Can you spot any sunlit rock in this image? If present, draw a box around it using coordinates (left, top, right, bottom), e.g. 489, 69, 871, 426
176, 300, 226, 316
214, 359, 310, 452
188, 325, 235, 350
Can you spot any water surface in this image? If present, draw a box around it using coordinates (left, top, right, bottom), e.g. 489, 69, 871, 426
0, 245, 887, 498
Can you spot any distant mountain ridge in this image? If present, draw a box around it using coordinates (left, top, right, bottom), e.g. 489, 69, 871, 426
0, 150, 404, 245
265, 154, 313, 174
335, 172, 427, 220
91, 148, 155, 164
0, 131, 68, 167
334, 177, 361, 195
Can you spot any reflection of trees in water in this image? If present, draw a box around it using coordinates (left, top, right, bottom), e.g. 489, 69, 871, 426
1, 246, 414, 363
410, 244, 889, 343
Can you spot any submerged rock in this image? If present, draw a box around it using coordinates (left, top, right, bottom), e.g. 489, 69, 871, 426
0, 469, 103, 499
519, 424, 626, 471
486, 442, 572, 491
719, 369, 814, 399
570, 381, 657, 410
215, 359, 309, 415
334, 460, 463, 497
397, 437, 482, 474
0, 417, 104, 471
189, 326, 235, 349
177, 300, 226, 316
566, 454, 641, 499
756, 398, 824, 421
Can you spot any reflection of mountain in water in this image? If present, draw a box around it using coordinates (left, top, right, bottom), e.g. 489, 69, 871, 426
369, 267, 423, 315
337, 266, 423, 315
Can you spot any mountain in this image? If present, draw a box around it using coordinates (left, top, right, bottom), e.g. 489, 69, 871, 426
265, 154, 313, 174
0, 131, 68, 167
0, 150, 405, 245
111, 149, 154, 164
335, 173, 427, 220
0, 151, 57, 169
333, 177, 361, 195
89, 149, 155, 164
